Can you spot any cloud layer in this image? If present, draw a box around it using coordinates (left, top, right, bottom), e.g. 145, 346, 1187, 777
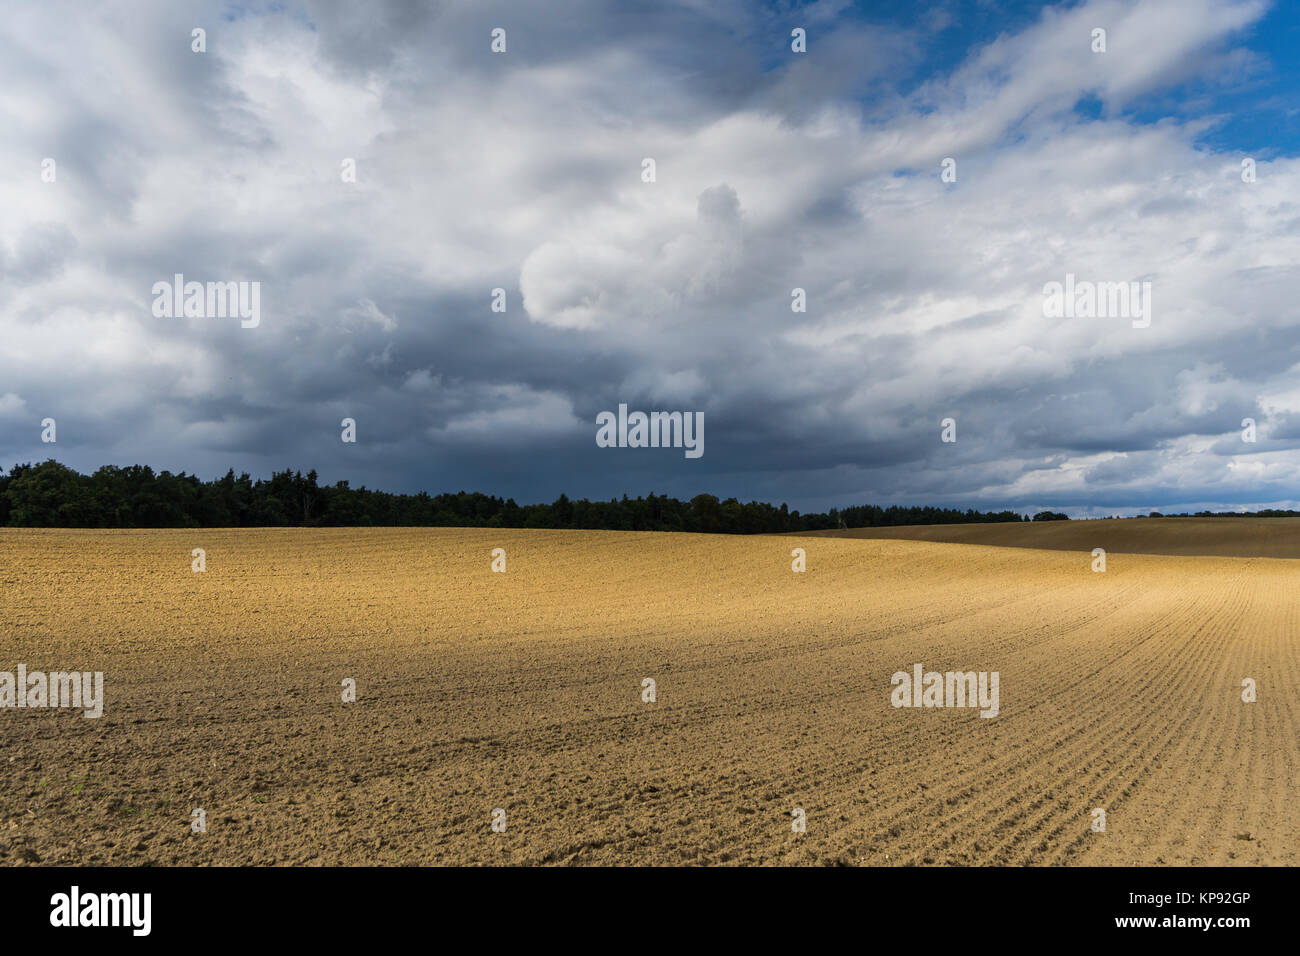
2, 0, 1298, 515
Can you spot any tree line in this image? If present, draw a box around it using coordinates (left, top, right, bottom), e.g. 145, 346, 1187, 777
6, 461, 1295, 532
0, 460, 1042, 532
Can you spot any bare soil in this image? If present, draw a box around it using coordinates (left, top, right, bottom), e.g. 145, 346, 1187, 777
1, 527, 1294, 865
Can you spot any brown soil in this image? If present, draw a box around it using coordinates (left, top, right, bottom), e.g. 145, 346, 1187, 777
1, 527, 1295, 865
807, 516, 1300, 558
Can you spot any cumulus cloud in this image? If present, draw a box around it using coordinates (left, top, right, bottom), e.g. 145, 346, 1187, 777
1, 0, 1298, 514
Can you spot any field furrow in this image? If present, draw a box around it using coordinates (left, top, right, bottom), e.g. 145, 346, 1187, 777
1, 527, 1295, 866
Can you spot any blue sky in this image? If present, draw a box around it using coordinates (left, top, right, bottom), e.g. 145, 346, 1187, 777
2, 0, 1299, 516
846, 0, 1300, 155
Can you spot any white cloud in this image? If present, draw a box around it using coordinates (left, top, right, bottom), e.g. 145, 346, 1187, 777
1, 0, 1297, 510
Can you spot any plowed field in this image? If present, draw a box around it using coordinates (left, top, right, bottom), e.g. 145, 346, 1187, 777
809, 516, 1300, 558
1, 527, 1295, 865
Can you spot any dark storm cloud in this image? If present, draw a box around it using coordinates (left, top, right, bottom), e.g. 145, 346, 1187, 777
2, 0, 1298, 516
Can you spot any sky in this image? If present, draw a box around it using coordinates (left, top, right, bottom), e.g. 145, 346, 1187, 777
2, 0, 1299, 516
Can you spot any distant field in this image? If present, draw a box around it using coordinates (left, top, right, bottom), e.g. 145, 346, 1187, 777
808, 516, 1300, 558
1, 527, 1295, 866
